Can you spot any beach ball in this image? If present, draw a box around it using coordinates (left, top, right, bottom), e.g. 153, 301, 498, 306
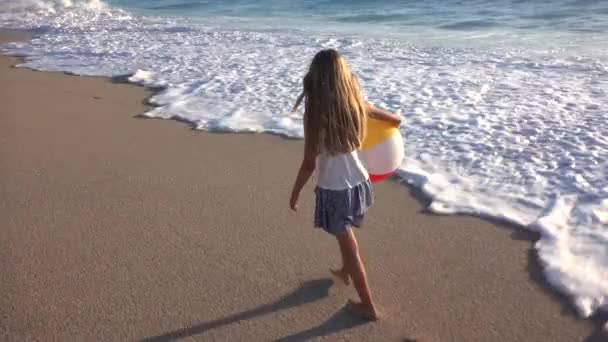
360, 118, 404, 182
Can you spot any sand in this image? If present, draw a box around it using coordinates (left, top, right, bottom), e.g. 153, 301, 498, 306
1, 31, 605, 341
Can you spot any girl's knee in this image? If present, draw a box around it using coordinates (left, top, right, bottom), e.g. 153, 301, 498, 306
336, 228, 354, 243
338, 232, 359, 256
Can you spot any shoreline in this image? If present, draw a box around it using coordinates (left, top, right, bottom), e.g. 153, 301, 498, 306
1, 30, 605, 341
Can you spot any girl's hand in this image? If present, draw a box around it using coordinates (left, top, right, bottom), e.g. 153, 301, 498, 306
289, 192, 299, 211
367, 104, 401, 128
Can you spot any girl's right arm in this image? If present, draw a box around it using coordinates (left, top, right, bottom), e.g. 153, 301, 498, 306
367, 104, 401, 127
289, 127, 318, 211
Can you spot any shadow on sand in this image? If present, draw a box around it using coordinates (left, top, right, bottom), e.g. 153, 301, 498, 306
141, 278, 368, 342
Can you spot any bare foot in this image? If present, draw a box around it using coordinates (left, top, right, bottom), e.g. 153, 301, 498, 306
346, 299, 379, 321
330, 268, 350, 285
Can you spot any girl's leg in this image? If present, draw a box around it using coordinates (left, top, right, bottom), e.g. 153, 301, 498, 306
336, 228, 378, 320
331, 236, 351, 285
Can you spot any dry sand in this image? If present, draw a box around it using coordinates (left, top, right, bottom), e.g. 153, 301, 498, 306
1, 31, 605, 341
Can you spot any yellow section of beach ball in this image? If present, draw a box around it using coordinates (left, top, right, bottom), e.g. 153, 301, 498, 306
362, 117, 399, 151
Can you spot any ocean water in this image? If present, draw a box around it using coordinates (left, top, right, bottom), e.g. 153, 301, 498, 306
1, 0, 607, 324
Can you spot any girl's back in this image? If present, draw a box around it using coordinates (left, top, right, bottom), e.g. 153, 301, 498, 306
316, 148, 368, 190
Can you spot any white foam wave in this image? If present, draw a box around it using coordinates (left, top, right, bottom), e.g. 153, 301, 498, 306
0, 0, 129, 30
1, 1, 607, 323
0, 0, 104, 12
533, 196, 608, 317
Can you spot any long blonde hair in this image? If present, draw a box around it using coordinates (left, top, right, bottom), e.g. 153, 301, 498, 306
293, 49, 367, 155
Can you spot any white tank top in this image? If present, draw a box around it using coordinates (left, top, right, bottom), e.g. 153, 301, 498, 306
316, 149, 369, 190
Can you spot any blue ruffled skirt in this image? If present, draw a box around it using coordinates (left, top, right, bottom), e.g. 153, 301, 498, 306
314, 179, 374, 235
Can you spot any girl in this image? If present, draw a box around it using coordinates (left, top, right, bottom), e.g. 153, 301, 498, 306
289, 49, 401, 321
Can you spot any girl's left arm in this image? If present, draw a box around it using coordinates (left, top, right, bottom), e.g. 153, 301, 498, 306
367, 104, 402, 127
289, 131, 318, 211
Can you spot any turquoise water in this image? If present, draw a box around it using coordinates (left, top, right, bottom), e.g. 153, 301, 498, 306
108, 0, 608, 51
112, 0, 608, 31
